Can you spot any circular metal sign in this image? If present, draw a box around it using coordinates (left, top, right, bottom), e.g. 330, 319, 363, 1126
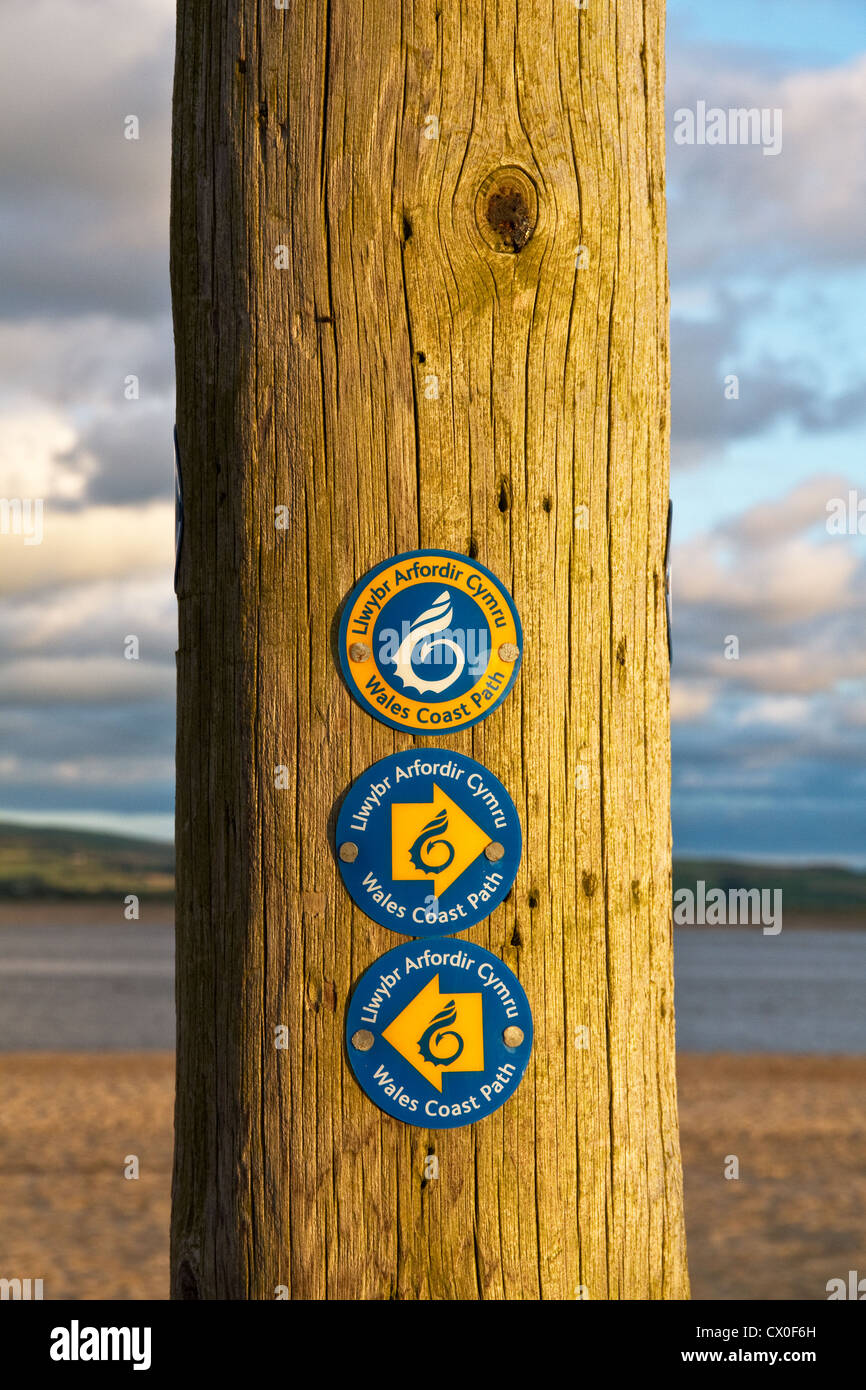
336, 751, 521, 935
347, 938, 533, 1128
338, 549, 522, 733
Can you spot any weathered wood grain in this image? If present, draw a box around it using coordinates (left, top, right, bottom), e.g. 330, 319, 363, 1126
171, 0, 688, 1299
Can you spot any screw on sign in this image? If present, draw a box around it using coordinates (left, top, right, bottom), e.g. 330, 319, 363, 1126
335, 750, 522, 934
346, 939, 533, 1128
338, 549, 522, 733
335, 555, 529, 1129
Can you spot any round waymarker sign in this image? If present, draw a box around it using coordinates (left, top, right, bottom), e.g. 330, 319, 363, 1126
336, 750, 521, 935
347, 938, 533, 1129
339, 549, 522, 733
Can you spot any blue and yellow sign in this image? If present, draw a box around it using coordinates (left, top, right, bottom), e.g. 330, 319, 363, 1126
347, 939, 533, 1128
338, 550, 522, 733
336, 751, 521, 934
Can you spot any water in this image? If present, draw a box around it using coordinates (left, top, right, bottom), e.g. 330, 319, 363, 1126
0, 922, 863, 1052
0, 922, 173, 1050
674, 928, 866, 1052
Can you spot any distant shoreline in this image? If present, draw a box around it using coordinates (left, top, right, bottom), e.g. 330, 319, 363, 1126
0, 899, 174, 927
675, 914, 866, 931
1, 822, 864, 920
0, 898, 861, 931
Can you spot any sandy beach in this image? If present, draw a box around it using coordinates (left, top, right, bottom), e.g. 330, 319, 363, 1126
679, 1054, 866, 1301
1, 1051, 864, 1301
0, 1055, 173, 1301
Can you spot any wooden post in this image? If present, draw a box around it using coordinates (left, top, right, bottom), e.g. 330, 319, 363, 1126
171, 0, 688, 1299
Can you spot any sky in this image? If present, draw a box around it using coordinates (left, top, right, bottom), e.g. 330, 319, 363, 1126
0, 1, 863, 863
665, 0, 866, 862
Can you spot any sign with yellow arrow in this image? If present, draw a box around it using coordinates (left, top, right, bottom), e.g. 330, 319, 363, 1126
336, 751, 521, 935
347, 939, 533, 1128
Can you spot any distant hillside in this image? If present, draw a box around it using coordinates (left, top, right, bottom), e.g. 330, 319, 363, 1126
0, 823, 863, 918
0, 823, 174, 901
674, 858, 866, 922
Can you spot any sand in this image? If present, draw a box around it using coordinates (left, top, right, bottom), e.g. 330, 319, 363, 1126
679, 1054, 866, 1301
0, 1052, 863, 1300
0, 1055, 173, 1301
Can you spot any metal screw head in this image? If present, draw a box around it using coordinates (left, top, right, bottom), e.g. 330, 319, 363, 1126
349, 642, 371, 663
503, 1026, 524, 1048
338, 841, 359, 863
485, 841, 505, 862
498, 642, 520, 662
351, 1029, 375, 1051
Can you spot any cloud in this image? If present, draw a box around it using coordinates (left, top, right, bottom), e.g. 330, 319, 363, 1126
0, 0, 173, 318
733, 695, 814, 727
0, 658, 173, 705
0, 6, 862, 860
676, 533, 859, 625
0, 574, 176, 661
730, 473, 856, 543
670, 683, 715, 722
671, 299, 866, 467
0, 501, 174, 593
0, 315, 175, 508
667, 51, 866, 275
669, 473, 866, 829
0, 407, 87, 500
669, 469, 866, 859
0, 736, 175, 815
0, 315, 174, 408
58, 400, 175, 505
673, 474, 863, 626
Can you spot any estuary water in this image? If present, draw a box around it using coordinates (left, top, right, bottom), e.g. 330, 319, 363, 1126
673, 926, 866, 1053
0, 921, 862, 1052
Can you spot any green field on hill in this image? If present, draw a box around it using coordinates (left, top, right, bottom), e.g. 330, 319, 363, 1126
673, 858, 866, 921
0, 824, 174, 900
0, 823, 863, 919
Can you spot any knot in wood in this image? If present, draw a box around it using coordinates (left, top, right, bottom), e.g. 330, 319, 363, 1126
475, 167, 538, 255
486, 187, 532, 250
